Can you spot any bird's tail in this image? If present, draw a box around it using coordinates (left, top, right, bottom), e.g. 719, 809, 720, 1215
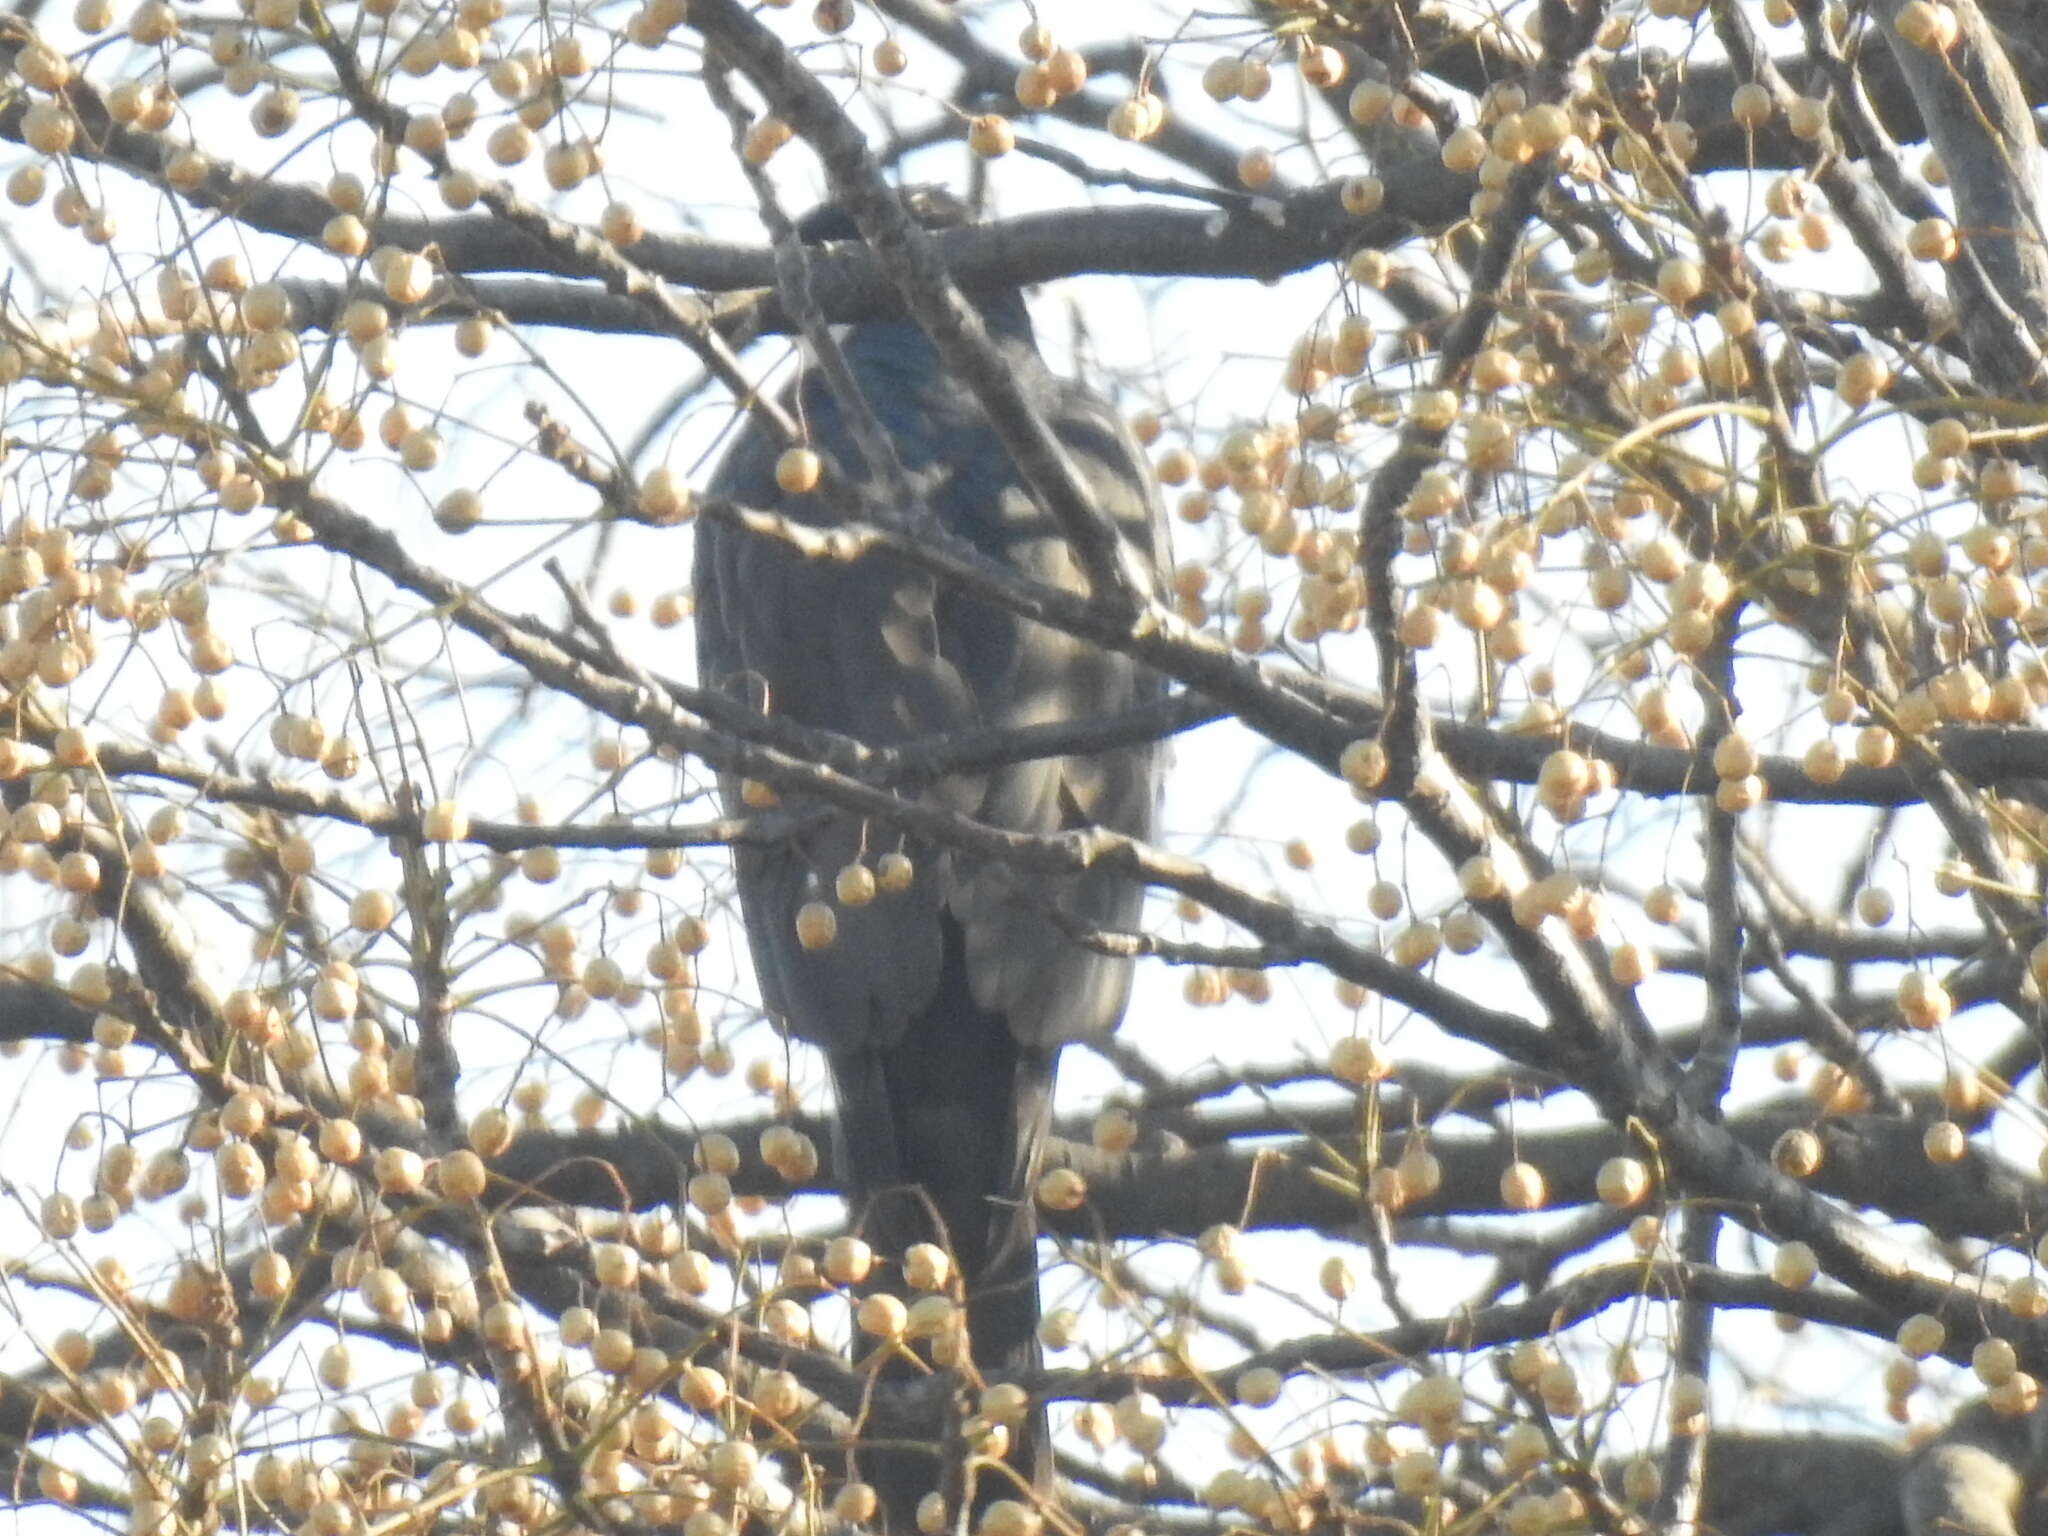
848, 1087, 1052, 1532
828, 929, 1057, 1530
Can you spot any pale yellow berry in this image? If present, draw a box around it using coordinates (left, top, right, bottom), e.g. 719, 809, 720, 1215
795, 901, 836, 950
967, 114, 1016, 158
1596, 1156, 1650, 1207
1035, 1166, 1087, 1210
1897, 1313, 1945, 1358
1923, 1120, 1968, 1163
1771, 1241, 1817, 1289
1772, 1127, 1823, 1178
422, 800, 469, 842
1895, 0, 1959, 50
775, 447, 822, 494
1974, 1337, 2019, 1387
1499, 1160, 1547, 1210
857, 1293, 907, 1337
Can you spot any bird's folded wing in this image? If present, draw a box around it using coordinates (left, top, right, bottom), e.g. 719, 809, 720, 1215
694, 350, 1167, 1053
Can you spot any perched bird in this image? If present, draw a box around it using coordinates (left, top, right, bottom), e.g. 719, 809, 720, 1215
694, 190, 1166, 1517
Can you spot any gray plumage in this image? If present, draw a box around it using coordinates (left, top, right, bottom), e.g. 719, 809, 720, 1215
693, 198, 1166, 1515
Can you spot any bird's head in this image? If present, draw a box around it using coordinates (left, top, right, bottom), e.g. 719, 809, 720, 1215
794, 184, 969, 245
792, 186, 1032, 343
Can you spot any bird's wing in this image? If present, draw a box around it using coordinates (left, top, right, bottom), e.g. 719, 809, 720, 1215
694, 392, 956, 1057
939, 372, 1169, 1045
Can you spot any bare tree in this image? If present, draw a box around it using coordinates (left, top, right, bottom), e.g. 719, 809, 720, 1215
1, 0, 2047, 1533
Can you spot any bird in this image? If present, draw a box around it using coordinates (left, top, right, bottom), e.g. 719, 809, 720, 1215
693, 188, 1166, 1522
